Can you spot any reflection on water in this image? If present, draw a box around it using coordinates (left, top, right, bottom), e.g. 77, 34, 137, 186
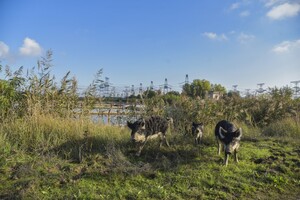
90, 114, 133, 126
75, 105, 144, 126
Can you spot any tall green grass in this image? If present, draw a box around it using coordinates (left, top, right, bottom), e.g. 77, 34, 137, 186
0, 114, 129, 154
262, 118, 300, 137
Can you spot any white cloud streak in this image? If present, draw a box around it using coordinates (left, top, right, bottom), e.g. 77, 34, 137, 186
238, 33, 255, 44
19, 37, 42, 56
263, 0, 284, 7
203, 32, 228, 41
240, 10, 250, 17
0, 41, 9, 58
267, 3, 300, 20
272, 39, 300, 53
230, 3, 241, 10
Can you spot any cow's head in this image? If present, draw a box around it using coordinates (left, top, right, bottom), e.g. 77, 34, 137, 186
192, 122, 204, 136
219, 127, 242, 154
127, 119, 146, 143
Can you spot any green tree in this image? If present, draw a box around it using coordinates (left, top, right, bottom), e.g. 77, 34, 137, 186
182, 79, 211, 99
211, 83, 226, 93
143, 89, 157, 99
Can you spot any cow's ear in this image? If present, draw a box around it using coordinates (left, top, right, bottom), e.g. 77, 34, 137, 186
219, 127, 226, 139
140, 119, 145, 128
234, 128, 242, 138
127, 121, 133, 129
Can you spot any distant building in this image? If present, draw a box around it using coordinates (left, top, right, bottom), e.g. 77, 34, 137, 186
209, 91, 223, 100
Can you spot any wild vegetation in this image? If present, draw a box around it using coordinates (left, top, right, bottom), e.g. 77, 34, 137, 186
0, 52, 299, 199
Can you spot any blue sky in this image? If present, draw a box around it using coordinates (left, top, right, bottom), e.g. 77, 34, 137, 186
0, 0, 300, 95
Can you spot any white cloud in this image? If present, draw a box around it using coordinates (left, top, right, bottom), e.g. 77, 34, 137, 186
263, 0, 283, 7
272, 39, 300, 53
230, 3, 241, 10
203, 32, 228, 41
19, 37, 42, 56
238, 33, 255, 44
267, 3, 300, 20
0, 41, 9, 58
240, 10, 250, 17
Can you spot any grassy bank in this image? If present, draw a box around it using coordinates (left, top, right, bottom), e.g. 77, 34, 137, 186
0, 115, 300, 199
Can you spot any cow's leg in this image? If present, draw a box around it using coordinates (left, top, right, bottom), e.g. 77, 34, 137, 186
234, 149, 239, 163
216, 137, 221, 155
136, 139, 148, 156
160, 133, 170, 147
197, 133, 202, 145
224, 152, 229, 166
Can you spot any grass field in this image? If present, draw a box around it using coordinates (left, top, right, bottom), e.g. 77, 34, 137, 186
0, 116, 300, 199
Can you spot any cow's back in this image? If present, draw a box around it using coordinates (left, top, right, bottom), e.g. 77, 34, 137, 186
145, 116, 168, 135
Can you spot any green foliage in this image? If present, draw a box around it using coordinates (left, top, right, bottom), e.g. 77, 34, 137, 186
143, 89, 157, 98
183, 79, 211, 98
212, 83, 227, 93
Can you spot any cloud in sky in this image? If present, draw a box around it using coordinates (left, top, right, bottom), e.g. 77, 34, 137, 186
267, 3, 300, 20
0, 41, 9, 58
230, 3, 241, 10
237, 33, 255, 44
203, 32, 228, 41
19, 37, 42, 56
240, 10, 250, 17
263, 0, 283, 7
272, 39, 300, 53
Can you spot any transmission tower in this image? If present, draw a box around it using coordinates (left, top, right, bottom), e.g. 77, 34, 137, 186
130, 85, 135, 96
256, 83, 266, 94
185, 74, 189, 84
123, 86, 130, 98
291, 80, 300, 98
232, 85, 238, 92
160, 78, 172, 94
245, 89, 251, 97
179, 74, 190, 88
150, 81, 154, 91
139, 83, 143, 95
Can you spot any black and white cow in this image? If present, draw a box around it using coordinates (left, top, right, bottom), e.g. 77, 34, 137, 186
127, 116, 170, 156
215, 120, 242, 166
192, 122, 204, 145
